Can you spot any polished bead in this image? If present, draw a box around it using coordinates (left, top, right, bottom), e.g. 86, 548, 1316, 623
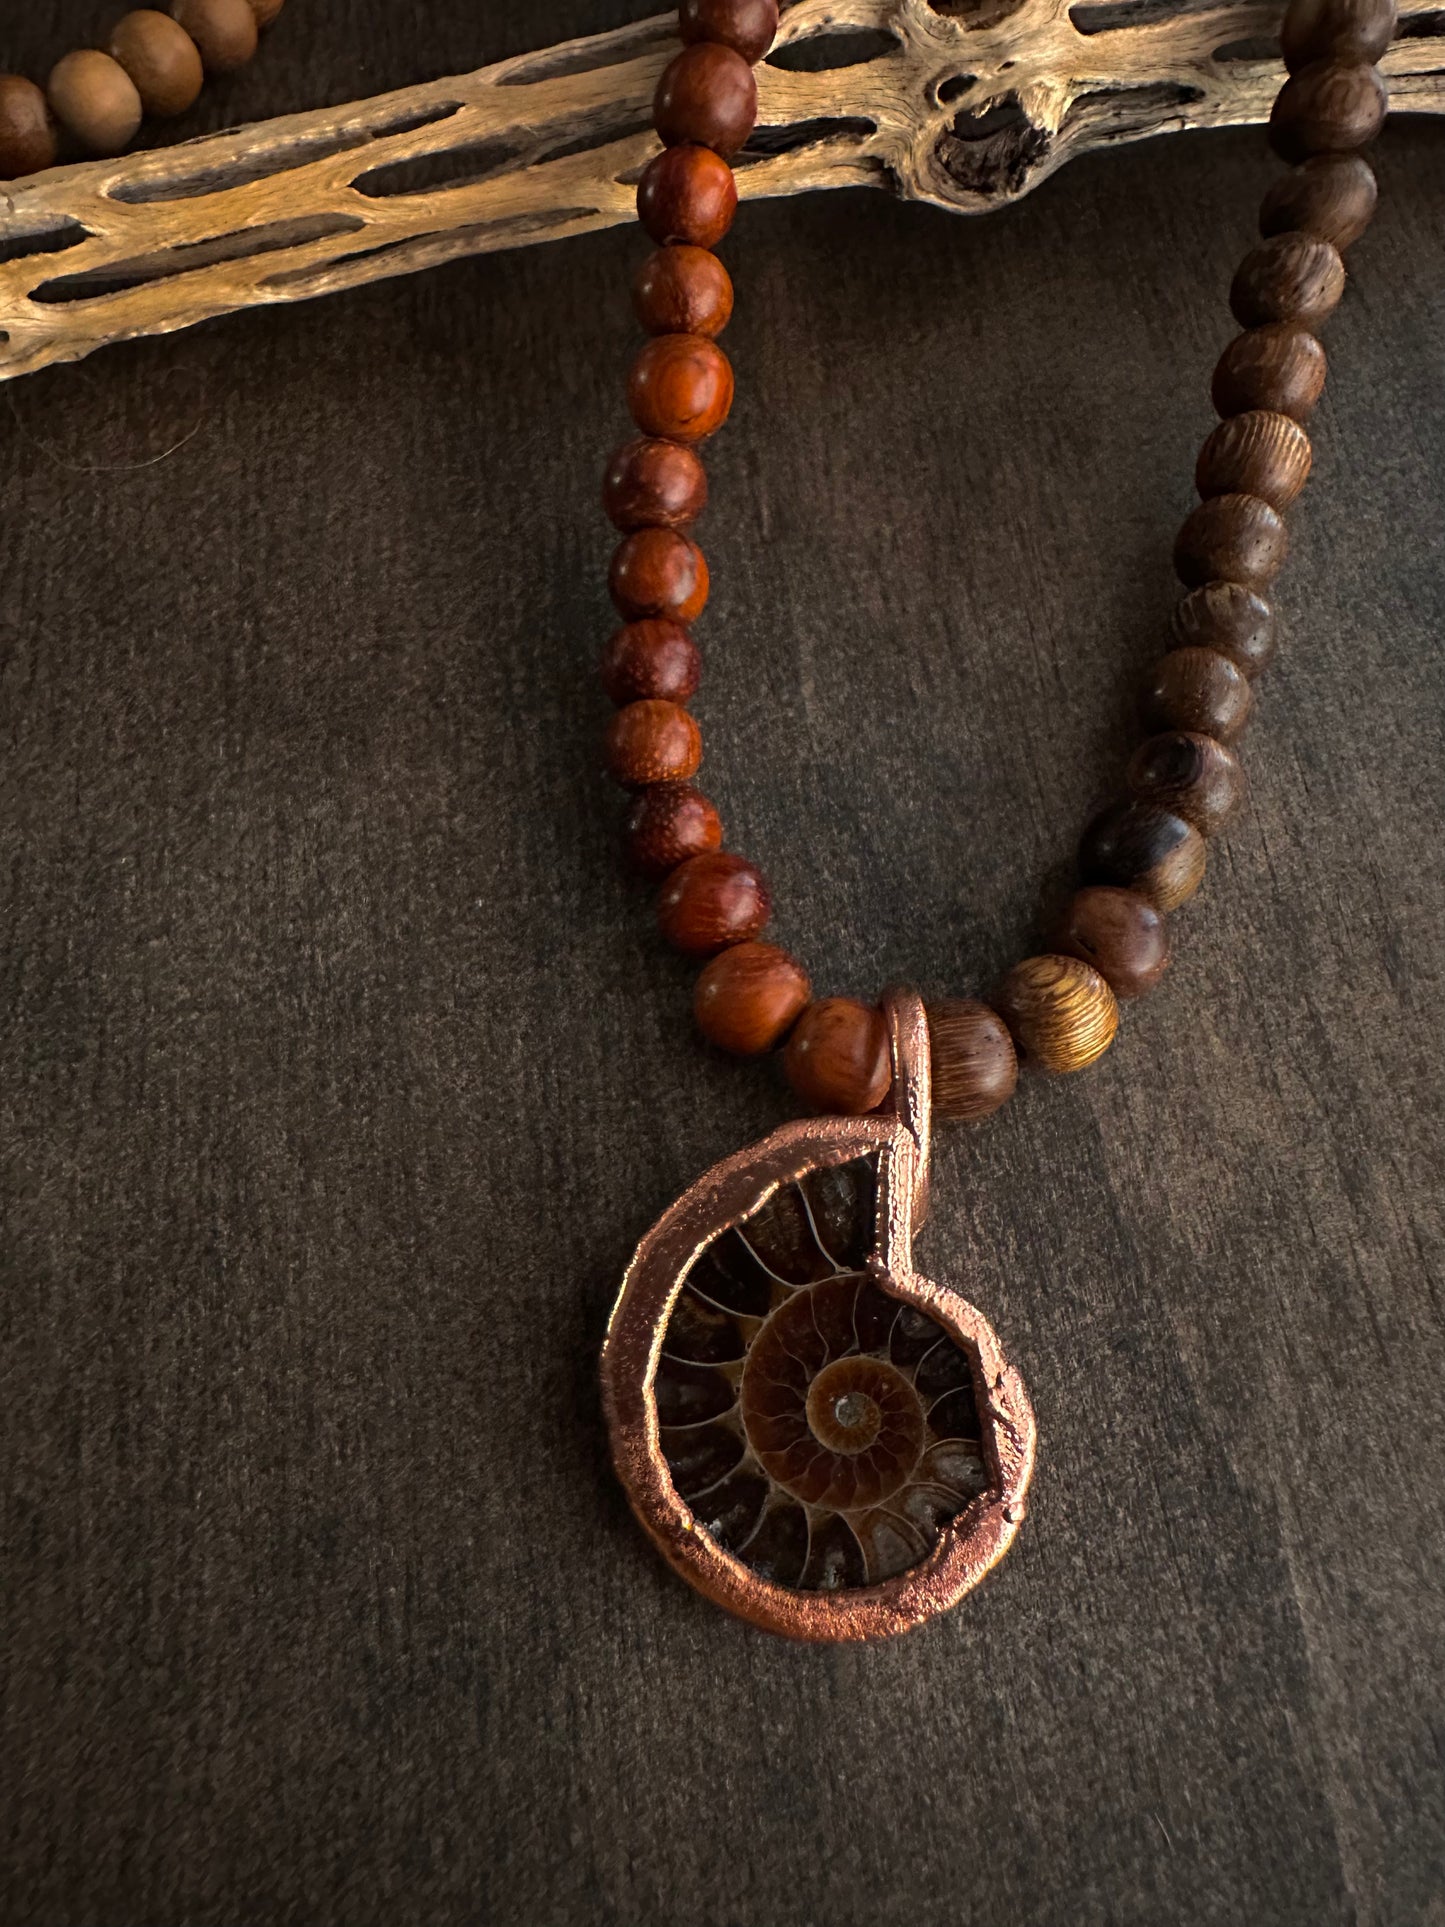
1260, 153, 1378, 247
1196, 411, 1312, 511
927, 1000, 1018, 1121
609, 528, 710, 623
658, 851, 771, 956
655, 43, 758, 157
1127, 731, 1246, 836
169, 0, 259, 72
633, 245, 734, 337
994, 957, 1119, 1073
0, 75, 59, 178
1170, 583, 1277, 678
1143, 647, 1255, 742
605, 699, 702, 788
1270, 59, 1388, 163
637, 144, 738, 248
628, 333, 734, 443
1231, 232, 1346, 329
601, 618, 701, 705
1079, 801, 1207, 912
1212, 324, 1326, 422
246, 0, 287, 23
1175, 494, 1288, 589
680, 0, 780, 63
1282, 0, 1397, 73
695, 941, 811, 1054
109, 11, 205, 117
47, 51, 143, 157
1050, 888, 1170, 1001
603, 437, 708, 531
783, 998, 891, 1115
624, 782, 722, 876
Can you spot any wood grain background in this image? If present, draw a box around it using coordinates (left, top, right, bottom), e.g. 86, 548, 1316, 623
2, 5, 1442, 1924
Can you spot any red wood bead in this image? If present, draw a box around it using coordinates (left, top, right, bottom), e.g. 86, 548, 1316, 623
637, 144, 738, 248
601, 619, 701, 705
1127, 731, 1246, 836
603, 437, 708, 531
680, 0, 780, 64
1282, 0, 1397, 71
655, 43, 758, 157
695, 941, 812, 1054
657, 851, 771, 956
628, 334, 734, 444
1270, 59, 1389, 164
624, 782, 723, 876
1212, 324, 1327, 423
1175, 494, 1288, 589
927, 1000, 1017, 1121
1050, 887, 1170, 1000
609, 528, 710, 623
605, 699, 702, 789
633, 245, 734, 336
1260, 153, 1378, 248
1170, 583, 1277, 678
783, 998, 892, 1115
1231, 233, 1346, 329
1143, 648, 1255, 742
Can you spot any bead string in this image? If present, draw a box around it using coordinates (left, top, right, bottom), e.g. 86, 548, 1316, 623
600, 0, 1395, 1122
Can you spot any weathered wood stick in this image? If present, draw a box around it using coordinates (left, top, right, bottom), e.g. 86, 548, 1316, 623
1, 0, 1441, 382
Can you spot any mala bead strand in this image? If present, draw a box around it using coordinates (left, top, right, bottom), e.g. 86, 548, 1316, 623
695, 942, 811, 1054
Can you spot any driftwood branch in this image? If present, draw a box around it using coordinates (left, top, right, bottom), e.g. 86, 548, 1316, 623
1, 0, 1442, 381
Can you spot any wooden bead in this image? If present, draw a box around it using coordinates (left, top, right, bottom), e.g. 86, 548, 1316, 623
1282, 0, 1397, 74
47, 51, 143, 157
634, 245, 734, 337
109, 11, 204, 118
0, 75, 58, 178
605, 699, 702, 788
1143, 648, 1255, 742
927, 1000, 1017, 1121
680, 0, 780, 64
1196, 411, 1312, 511
637, 144, 738, 248
783, 998, 891, 1115
658, 851, 771, 956
655, 43, 758, 157
1270, 60, 1388, 163
601, 618, 701, 705
1260, 153, 1378, 248
168, 0, 258, 75
1170, 583, 1277, 678
1231, 232, 1345, 329
1127, 731, 1246, 836
609, 528, 710, 623
994, 957, 1119, 1073
1212, 324, 1326, 423
604, 437, 708, 531
1175, 494, 1288, 589
1079, 802, 1207, 912
628, 333, 734, 444
695, 941, 811, 1054
1050, 888, 1169, 1001
246, 0, 287, 24
624, 782, 722, 876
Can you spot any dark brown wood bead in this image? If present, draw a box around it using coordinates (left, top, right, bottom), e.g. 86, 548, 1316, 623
1127, 732, 1246, 836
1051, 888, 1169, 1001
633, 245, 734, 337
1196, 411, 1312, 511
1170, 583, 1277, 678
680, 0, 780, 64
169, 0, 259, 73
609, 529, 710, 623
1282, 0, 1397, 74
637, 144, 738, 248
247, 0, 287, 22
47, 51, 143, 157
600, 618, 701, 705
605, 700, 703, 788
657, 851, 771, 956
655, 43, 758, 157
994, 957, 1119, 1073
927, 1000, 1017, 1121
783, 998, 891, 1115
695, 941, 811, 1054
624, 782, 722, 875
1079, 801, 1207, 912
1270, 60, 1389, 163
628, 333, 734, 444
1260, 153, 1378, 247
1143, 648, 1255, 742
1175, 494, 1288, 589
1212, 324, 1327, 423
1231, 232, 1346, 329
0, 75, 58, 178
603, 437, 708, 532
109, 10, 205, 117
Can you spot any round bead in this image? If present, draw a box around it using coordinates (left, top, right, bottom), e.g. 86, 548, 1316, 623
655, 43, 758, 157
994, 957, 1119, 1074
633, 245, 734, 337
246, 0, 287, 23
609, 528, 710, 623
605, 699, 702, 788
1050, 888, 1170, 1001
680, 0, 780, 64
695, 941, 812, 1054
1260, 153, 1378, 248
1231, 232, 1346, 329
109, 11, 205, 118
624, 782, 722, 876
1143, 648, 1255, 742
1170, 584, 1277, 678
603, 437, 708, 532
1079, 802, 1207, 912
628, 333, 734, 444
1270, 59, 1389, 163
0, 75, 58, 178
601, 619, 701, 705
1175, 494, 1288, 589
1282, 0, 1397, 74
637, 144, 738, 248
1212, 324, 1327, 423
169, 0, 258, 73
47, 51, 144, 157
1196, 411, 1312, 511
927, 1000, 1018, 1121
783, 998, 891, 1115
657, 851, 771, 956
1127, 731, 1246, 836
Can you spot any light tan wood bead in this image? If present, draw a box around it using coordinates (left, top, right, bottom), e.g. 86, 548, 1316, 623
47, 51, 144, 157
108, 11, 205, 118
169, 0, 258, 74
994, 957, 1119, 1074
927, 1000, 1018, 1121
1196, 411, 1313, 511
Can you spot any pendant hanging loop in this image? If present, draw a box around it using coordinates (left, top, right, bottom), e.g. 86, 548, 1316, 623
882, 987, 932, 1232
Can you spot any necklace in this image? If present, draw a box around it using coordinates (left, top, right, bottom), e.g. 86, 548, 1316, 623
596, 0, 1395, 1642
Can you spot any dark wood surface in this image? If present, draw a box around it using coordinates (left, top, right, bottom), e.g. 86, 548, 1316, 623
3, 6, 1443, 1923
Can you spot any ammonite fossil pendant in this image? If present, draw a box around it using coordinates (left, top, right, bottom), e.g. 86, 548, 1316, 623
601, 990, 1036, 1641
